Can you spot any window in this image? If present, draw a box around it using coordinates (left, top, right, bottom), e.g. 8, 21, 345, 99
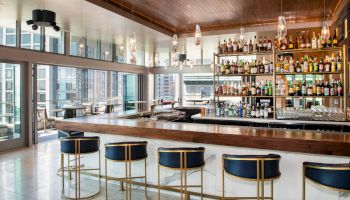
155, 74, 178, 100
38, 93, 46, 102
6, 35, 15, 46
21, 34, 31, 45
38, 68, 46, 79
5, 69, 13, 79
5, 93, 13, 101
183, 73, 214, 105
5, 81, 13, 90
38, 80, 46, 90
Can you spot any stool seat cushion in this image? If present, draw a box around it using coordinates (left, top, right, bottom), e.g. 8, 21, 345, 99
60, 136, 99, 154
223, 154, 281, 180
304, 162, 350, 191
58, 130, 84, 139
105, 141, 148, 161
158, 147, 205, 169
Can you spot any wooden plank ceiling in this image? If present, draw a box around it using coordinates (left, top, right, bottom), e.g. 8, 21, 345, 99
103, 0, 342, 34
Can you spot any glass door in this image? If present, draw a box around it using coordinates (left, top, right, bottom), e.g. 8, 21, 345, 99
123, 74, 136, 111
0, 62, 24, 151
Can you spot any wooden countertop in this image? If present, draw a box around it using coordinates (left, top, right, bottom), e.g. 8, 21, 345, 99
55, 111, 350, 157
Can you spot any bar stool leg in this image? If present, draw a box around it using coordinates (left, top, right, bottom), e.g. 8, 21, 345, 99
302, 166, 306, 200
75, 150, 78, 199
222, 156, 225, 200
98, 150, 101, 193
256, 160, 260, 200
201, 166, 203, 200
105, 159, 108, 199
129, 159, 132, 200
271, 180, 274, 200
158, 163, 160, 200
125, 158, 128, 200
67, 155, 72, 180
61, 153, 64, 196
262, 160, 265, 200
144, 158, 148, 198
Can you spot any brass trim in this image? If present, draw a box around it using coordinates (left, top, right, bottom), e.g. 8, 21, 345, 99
304, 164, 350, 171
159, 164, 205, 170
105, 143, 147, 147
158, 149, 205, 153
105, 157, 148, 163
223, 156, 281, 161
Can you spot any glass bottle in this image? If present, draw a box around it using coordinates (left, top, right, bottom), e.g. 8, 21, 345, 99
288, 35, 294, 49
305, 31, 311, 48
332, 30, 338, 47
311, 32, 317, 49
267, 36, 272, 51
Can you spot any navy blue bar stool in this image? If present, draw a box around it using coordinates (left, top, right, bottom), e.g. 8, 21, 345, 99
105, 141, 148, 200
158, 147, 205, 200
222, 154, 281, 200
303, 162, 350, 200
60, 136, 101, 199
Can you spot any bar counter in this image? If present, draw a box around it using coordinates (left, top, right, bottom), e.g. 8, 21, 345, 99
56, 110, 350, 157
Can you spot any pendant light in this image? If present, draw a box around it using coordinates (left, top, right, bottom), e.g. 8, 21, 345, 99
194, 24, 201, 46
277, 0, 287, 39
79, 0, 85, 50
129, 0, 137, 64
239, 0, 245, 44
320, 0, 330, 41
172, 34, 178, 52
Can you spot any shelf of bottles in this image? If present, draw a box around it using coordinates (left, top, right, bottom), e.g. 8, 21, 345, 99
274, 29, 346, 121
213, 35, 275, 119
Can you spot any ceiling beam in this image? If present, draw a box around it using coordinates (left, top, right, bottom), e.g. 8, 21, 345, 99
86, 0, 174, 37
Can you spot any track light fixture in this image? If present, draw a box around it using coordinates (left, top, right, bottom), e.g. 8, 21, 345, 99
26, 9, 60, 31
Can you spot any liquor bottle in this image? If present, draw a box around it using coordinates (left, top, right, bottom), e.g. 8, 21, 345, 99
256, 83, 261, 96
301, 80, 307, 96
303, 56, 309, 72
331, 57, 337, 72
332, 30, 338, 47
251, 105, 256, 118
316, 80, 322, 96
263, 36, 268, 51
218, 41, 222, 54
244, 61, 249, 74
259, 103, 264, 118
227, 38, 232, 53
263, 103, 269, 118
268, 81, 273, 96
305, 31, 311, 48
267, 36, 272, 51
256, 103, 260, 118
295, 81, 301, 96
324, 81, 330, 96
243, 41, 249, 52
258, 36, 263, 51
337, 56, 342, 71
333, 79, 338, 96
249, 38, 253, 52
313, 57, 319, 72
289, 57, 295, 73
253, 36, 258, 52
232, 38, 238, 52
312, 81, 317, 96
288, 82, 295, 96
251, 82, 256, 96
324, 57, 331, 72
326, 35, 332, 48
319, 57, 324, 72
274, 34, 279, 50
300, 31, 306, 48
317, 33, 322, 48
288, 35, 294, 49
337, 79, 343, 96
308, 57, 313, 72
296, 60, 301, 73
223, 40, 228, 53
307, 83, 313, 96
295, 31, 299, 49
280, 38, 288, 50
311, 32, 317, 49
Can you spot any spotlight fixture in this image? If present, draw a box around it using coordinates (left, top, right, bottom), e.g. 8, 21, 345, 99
26, 9, 60, 31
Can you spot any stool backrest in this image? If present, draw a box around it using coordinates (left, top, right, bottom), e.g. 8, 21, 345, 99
223, 154, 281, 181
60, 136, 100, 154
158, 147, 205, 169
105, 141, 148, 161
304, 162, 350, 191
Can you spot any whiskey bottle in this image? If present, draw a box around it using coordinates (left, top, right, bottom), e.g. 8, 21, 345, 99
267, 36, 272, 51
300, 31, 306, 48
311, 32, 317, 49
233, 38, 238, 52
295, 31, 299, 49
253, 36, 258, 52
288, 35, 294, 49
249, 38, 253, 52
332, 30, 338, 47
263, 36, 268, 51
227, 38, 233, 53
305, 31, 311, 48
258, 36, 263, 51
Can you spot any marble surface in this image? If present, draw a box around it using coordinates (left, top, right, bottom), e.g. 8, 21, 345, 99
82, 133, 350, 200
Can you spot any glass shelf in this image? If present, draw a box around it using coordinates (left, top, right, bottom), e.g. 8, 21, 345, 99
275, 71, 343, 75
215, 51, 273, 57
275, 47, 342, 54
216, 73, 273, 76
217, 95, 273, 98
276, 95, 343, 98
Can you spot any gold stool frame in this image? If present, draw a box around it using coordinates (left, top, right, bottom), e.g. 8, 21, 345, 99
302, 164, 350, 200
157, 149, 204, 200
60, 137, 101, 199
105, 143, 147, 200
222, 155, 281, 200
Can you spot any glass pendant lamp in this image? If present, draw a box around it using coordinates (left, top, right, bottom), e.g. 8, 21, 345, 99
194, 24, 201, 46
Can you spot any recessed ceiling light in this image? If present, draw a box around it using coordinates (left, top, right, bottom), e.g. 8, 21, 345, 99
187, 4, 190, 8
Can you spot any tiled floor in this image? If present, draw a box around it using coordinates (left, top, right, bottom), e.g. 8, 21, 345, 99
0, 138, 179, 200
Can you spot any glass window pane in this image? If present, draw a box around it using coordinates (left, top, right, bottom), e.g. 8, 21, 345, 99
155, 74, 178, 100
21, 21, 41, 50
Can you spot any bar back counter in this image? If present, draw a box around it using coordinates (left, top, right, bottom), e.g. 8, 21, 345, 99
56, 111, 350, 200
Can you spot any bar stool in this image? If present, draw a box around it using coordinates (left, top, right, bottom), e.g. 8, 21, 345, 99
222, 154, 281, 200
158, 147, 205, 200
60, 136, 101, 199
105, 141, 148, 200
303, 162, 350, 200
